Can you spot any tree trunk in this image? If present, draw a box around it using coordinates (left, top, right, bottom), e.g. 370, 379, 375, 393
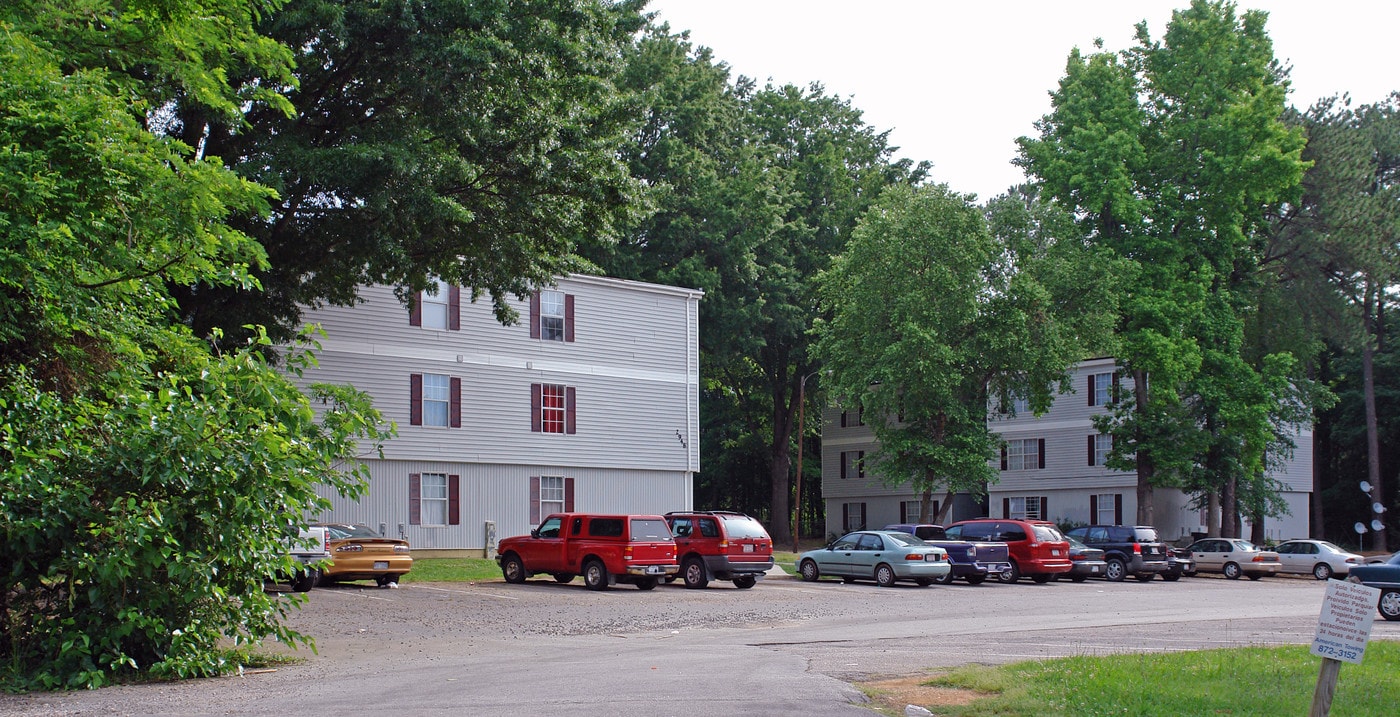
1207, 492, 1221, 538
1222, 478, 1238, 539
935, 489, 956, 524
919, 488, 934, 523
1362, 332, 1387, 552
1133, 369, 1155, 524
767, 382, 796, 546
1250, 508, 1266, 545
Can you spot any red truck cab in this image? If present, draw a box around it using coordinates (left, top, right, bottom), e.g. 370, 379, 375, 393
497, 513, 679, 590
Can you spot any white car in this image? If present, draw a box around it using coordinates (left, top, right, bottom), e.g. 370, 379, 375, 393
1272, 539, 1363, 580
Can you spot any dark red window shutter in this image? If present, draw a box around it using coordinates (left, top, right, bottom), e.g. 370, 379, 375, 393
1088, 435, 1096, 466
410, 374, 423, 426
840, 452, 848, 480
565, 386, 577, 434
529, 292, 541, 339
450, 377, 462, 428
842, 503, 849, 528
410, 292, 422, 327
409, 473, 422, 525
1000, 446, 1008, 471
1040, 496, 1049, 520
1090, 494, 1099, 520
1087, 374, 1096, 406
530, 383, 542, 432
448, 285, 461, 331
529, 476, 541, 524
565, 477, 575, 512
1002, 497, 1010, 519
1114, 494, 1123, 525
1038, 439, 1046, 469
448, 474, 460, 525
840, 411, 847, 428
564, 294, 575, 342
900, 501, 908, 523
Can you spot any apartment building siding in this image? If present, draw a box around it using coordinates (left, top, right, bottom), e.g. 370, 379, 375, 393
293, 275, 702, 553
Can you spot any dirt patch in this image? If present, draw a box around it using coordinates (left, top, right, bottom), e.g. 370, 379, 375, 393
859, 673, 982, 714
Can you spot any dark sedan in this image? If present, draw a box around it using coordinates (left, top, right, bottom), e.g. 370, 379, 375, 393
1346, 552, 1400, 621
1061, 534, 1108, 582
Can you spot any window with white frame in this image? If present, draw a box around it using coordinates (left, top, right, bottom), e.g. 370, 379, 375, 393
540, 384, 566, 433
1089, 372, 1114, 407
419, 473, 449, 525
422, 373, 451, 427
1004, 438, 1042, 471
901, 500, 922, 523
422, 278, 450, 330
1095, 493, 1117, 525
1007, 496, 1042, 520
842, 502, 867, 532
539, 476, 566, 516
840, 450, 865, 479
1089, 433, 1111, 467
540, 290, 566, 341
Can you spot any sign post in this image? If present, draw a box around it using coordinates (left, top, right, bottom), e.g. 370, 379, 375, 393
1307, 579, 1380, 717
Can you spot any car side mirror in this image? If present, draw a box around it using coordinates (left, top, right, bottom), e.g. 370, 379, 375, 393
530, 529, 539, 539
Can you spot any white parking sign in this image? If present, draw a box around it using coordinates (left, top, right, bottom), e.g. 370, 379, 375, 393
1310, 579, 1380, 664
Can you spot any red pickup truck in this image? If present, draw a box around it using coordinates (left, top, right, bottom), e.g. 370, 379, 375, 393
496, 513, 680, 590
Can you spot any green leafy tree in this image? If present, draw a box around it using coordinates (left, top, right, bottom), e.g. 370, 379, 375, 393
164, 0, 650, 342
1017, 0, 1309, 526
1269, 95, 1400, 549
814, 184, 1118, 523
1, 5, 388, 689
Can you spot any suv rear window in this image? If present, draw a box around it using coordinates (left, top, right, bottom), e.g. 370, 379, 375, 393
1133, 527, 1159, 542
719, 515, 769, 539
1032, 524, 1065, 542
629, 518, 672, 541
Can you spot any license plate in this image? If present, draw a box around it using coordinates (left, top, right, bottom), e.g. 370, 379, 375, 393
1091, 566, 1100, 573
743, 544, 754, 553
1051, 549, 1061, 556
374, 561, 388, 570
646, 565, 664, 574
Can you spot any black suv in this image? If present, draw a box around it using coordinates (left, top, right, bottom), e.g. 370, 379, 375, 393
1065, 525, 1169, 582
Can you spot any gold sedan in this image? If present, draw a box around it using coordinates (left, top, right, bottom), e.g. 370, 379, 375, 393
314, 523, 413, 587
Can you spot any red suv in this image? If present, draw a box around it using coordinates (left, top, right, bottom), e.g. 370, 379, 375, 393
664, 511, 774, 589
944, 519, 1072, 583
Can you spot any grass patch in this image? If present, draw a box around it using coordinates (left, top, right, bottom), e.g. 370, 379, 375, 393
399, 557, 502, 583
917, 642, 1400, 716
773, 550, 801, 575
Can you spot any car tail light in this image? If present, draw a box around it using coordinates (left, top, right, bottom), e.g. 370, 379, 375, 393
1346, 557, 1358, 564
967, 546, 977, 559
905, 553, 926, 561
718, 540, 729, 550
394, 545, 411, 553
1070, 553, 1085, 561
337, 543, 364, 553
1251, 555, 1268, 563
623, 546, 633, 562
1132, 543, 1142, 555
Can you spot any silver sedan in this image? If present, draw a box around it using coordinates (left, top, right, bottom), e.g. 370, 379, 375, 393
798, 530, 950, 587
1272, 539, 1363, 580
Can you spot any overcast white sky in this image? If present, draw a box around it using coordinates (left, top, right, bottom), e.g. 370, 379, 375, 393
646, 1, 1398, 201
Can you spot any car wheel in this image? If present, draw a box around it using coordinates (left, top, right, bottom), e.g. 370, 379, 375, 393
1105, 558, 1126, 582
875, 563, 897, 587
635, 577, 659, 591
1379, 589, 1400, 621
375, 574, 400, 587
501, 554, 527, 584
1223, 562, 1242, 580
733, 576, 757, 589
552, 573, 575, 584
290, 568, 317, 593
999, 562, 1021, 583
1313, 563, 1333, 581
1070, 575, 1089, 583
799, 559, 820, 582
1031, 573, 1052, 584
583, 560, 609, 591
1161, 572, 1180, 582
1135, 573, 1155, 582
932, 570, 956, 585
682, 557, 709, 589
964, 574, 987, 585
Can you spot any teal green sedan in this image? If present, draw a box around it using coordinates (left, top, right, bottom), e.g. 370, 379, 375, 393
798, 530, 950, 587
